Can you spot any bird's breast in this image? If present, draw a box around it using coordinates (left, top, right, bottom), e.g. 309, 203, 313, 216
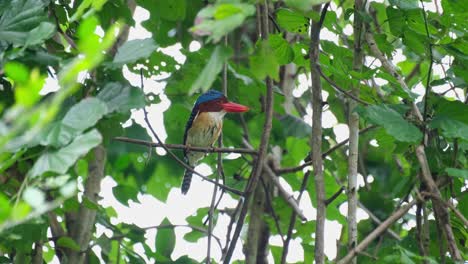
186, 112, 224, 147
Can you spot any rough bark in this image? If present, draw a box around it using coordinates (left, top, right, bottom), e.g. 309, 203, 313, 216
67, 146, 106, 264
310, 5, 326, 264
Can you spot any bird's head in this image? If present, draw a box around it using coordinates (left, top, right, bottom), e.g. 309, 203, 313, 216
195, 90, 249, 113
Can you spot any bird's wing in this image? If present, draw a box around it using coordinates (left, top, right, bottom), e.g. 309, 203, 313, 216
183, 105, 199, 156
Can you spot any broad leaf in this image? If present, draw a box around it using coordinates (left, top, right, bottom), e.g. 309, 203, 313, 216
112, 38, 158, 66
0, 0, 49, 47
97, 82, 145, 113
359, 105, 422, 143
249, 40, 280, 81
191, 3, 255, 42
284, 0, 330, 12
62, 98, 108, 132
269, 34, 294, 65
445, 168, 468, 180
189, 45, 233, 94
30, 129, 102, 177
276, 8, 309, 34
430, 117, 468, 141
155, 218, 176, 258
57, 237, 81, 251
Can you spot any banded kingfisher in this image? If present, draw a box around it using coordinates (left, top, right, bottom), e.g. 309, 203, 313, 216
181, 90, 249, 194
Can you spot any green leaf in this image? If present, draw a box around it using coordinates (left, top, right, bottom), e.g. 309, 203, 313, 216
276, 8, 309, 34
0, 193, 11, 222
30, 129, 102, 177
155, 218, 176, 258
269, 34, 294, 65
284, 0, 330, 12
97, 82, 145, 113
112, 185, 139, 206
112, 38, 158, 66
359, 105, 423, 142
57, 237, 80, 251
24, 22, 55, 47
430, 117, 468, 140
153, 0, 186, 21
191, 3, 255, 43
39, 98, 108, 147
0, 0, 48, 46
279, 114, 311, 138
389, 0, 419, 10
249, 40, 280, 81
445, 168, 468, 180
386, 7, 405, 36
189, 45, 233, 94
62, 98, 108, 132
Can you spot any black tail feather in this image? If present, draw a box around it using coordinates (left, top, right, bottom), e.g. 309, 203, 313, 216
181, 169, 193, 195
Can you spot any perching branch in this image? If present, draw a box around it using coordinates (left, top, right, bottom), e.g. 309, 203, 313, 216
113, 137, 257, 155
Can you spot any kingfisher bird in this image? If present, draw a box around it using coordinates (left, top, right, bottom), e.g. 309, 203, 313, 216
181, 90, 249, 194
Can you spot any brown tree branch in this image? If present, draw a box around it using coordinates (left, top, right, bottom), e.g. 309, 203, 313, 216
337, 199, 419, 264
67, 145, 107, 263
113, 137, 257, 155
416, 139, 462, 261
310, 3, 327, 263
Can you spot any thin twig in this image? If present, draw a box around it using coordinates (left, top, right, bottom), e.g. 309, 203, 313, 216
260, 177, 285, 242
242, 140, 306, 221
420, 0, 434, 126
114, 137, 257, 155
263, 164, 306, 220
276, 125, 377, 174
315, 64, 371, 105
422, 191, 468, 227
325, 187, 345, 206
337, 199, 419, 264
207, 36, 229, 263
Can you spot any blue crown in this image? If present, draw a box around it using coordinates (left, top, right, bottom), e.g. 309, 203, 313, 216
195, 90, 224, 105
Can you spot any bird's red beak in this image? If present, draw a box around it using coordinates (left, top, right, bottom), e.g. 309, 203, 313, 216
221, 102, 249, 113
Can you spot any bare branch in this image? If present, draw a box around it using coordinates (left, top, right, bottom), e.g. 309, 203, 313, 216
310, 3, 327, 263
337, 199, 419, 264
263, 164, 306, 221
416, 146, 462, 260
315, 64, 370, 106
113, 137, 257, 155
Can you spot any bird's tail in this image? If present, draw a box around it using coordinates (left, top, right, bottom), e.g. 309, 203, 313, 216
181, 168, 193, 195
